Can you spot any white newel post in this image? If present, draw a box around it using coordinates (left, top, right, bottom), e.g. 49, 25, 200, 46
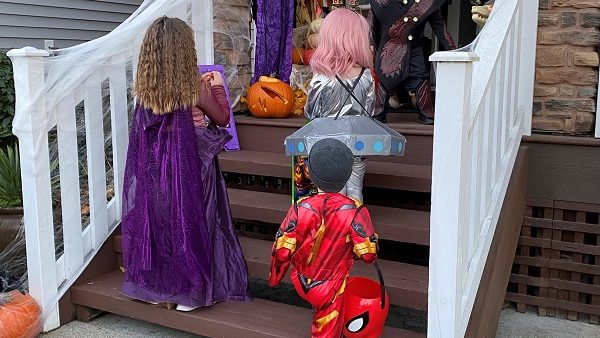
518, 0, 539, 136
427, 51, 479, 338
191, 0, 214, 64
7, 47, 60, 331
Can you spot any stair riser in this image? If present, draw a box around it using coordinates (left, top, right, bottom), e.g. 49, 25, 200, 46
235, 124, 433, 166
229, 201, 429, 246
220, 160, 432, 193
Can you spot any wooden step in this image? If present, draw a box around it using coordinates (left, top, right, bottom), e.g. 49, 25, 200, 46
113, 235, 429, 311
227, 188, 430, 246
70, 270, 422, 338
219, 150, 432, 193
233, 115, 434, 166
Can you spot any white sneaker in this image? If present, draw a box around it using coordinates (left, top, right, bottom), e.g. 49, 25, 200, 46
176, 304, 198, 312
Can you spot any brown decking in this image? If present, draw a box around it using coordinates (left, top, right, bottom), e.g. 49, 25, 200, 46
227, 188, 430, 246
70, 271, 423, 338
112, 234, 429, 311
219, 151, 433, 193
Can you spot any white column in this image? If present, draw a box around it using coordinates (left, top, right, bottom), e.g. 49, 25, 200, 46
427, 51, 479, 338
596, 74, 600, 138
7, 47, 60, 331
518, 0, 539, 136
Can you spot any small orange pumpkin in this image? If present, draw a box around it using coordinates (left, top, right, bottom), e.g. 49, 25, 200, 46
247, 77, 295, 118
304, 49, 316, 66
292, 47, 306, 65
0, 291, 42, 338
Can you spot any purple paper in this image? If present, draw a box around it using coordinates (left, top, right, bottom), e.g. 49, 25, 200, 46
198, 65, 240, 151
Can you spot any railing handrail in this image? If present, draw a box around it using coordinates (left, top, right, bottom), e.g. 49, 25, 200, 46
467, 0, 522, 124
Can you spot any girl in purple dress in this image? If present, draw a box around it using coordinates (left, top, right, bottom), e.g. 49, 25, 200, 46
120, 16, 250, 312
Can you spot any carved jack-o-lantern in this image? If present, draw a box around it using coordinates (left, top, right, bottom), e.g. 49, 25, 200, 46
247, 77, 295, 118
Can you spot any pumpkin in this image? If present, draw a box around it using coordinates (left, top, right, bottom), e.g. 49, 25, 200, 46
303, 49, 316, 66
247, 77, 295, 118
307, 33, 320, 49
292, 47, 305, 65
0, 291, 42, 338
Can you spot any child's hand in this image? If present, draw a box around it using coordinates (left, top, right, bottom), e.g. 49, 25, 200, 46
202, 71, 224, 87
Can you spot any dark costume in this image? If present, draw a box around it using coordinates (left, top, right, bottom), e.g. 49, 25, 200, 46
252, 0, 294, 84
269, 139, 379, 338
369, 0, 456, 123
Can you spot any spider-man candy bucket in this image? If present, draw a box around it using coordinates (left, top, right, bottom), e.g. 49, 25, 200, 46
343, 263, 390, 338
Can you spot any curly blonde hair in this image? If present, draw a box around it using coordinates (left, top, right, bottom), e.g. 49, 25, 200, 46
134, 16, 200, 115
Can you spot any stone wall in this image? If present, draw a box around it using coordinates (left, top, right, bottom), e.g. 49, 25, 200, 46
212, 0, 252, 111
535, 0, 600, 134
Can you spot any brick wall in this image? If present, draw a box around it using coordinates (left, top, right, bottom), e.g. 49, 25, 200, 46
212, 0, 251, 111
534, 0, 600, 134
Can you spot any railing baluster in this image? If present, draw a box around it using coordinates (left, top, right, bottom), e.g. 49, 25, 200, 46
108, 56, 130, 221
57, 95, 85, 278
84, 72, 109, 248
481, 72, 495, 219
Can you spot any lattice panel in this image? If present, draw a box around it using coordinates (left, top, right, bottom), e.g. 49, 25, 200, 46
506, 199, 600, 324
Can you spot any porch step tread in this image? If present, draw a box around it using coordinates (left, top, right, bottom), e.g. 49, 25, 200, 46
219, 150, 432, 193
70, 271, 421, 338
227, 188, 430, 246
233, 114, 434, 136
113, 236, 428, 311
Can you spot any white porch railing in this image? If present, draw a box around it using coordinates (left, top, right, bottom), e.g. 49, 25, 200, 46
427, 0, 538, 337
8, 0, 213, 331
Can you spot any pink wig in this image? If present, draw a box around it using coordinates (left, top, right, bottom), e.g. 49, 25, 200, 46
310, 9, 373, 78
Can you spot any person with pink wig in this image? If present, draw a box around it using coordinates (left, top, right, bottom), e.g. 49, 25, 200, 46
304, 8, 375, 203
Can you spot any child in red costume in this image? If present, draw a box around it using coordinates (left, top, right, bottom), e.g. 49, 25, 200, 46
268, 138, 379, 338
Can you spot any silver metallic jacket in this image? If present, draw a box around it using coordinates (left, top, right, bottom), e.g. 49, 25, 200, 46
304, 71, 375, 120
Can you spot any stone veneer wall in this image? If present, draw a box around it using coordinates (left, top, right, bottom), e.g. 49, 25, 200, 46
534, 0, 600, 134
212, 0, 252, 111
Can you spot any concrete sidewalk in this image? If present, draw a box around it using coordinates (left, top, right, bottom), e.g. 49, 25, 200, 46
43, 308, 600, 338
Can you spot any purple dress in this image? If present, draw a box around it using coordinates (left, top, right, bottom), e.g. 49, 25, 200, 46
195, 125, 251, 303
121, 89, 250, 306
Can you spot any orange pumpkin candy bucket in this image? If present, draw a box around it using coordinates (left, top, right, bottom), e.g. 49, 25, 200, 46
0, 291, 42, 338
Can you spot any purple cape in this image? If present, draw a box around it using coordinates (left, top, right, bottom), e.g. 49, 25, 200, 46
120, 105, 213, 306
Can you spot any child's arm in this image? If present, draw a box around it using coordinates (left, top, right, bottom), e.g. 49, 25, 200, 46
365, 74, 376, 116
268, 205, 311, 286
195, 72, 230, 127
350, 206, 378, 264
304, 77, 323, 120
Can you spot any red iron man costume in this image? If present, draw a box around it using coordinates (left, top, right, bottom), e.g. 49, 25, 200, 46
268, 193, 378, 338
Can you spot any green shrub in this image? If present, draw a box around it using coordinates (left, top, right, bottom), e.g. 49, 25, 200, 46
0, 51, 16, 145
0, 145, 21, 208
